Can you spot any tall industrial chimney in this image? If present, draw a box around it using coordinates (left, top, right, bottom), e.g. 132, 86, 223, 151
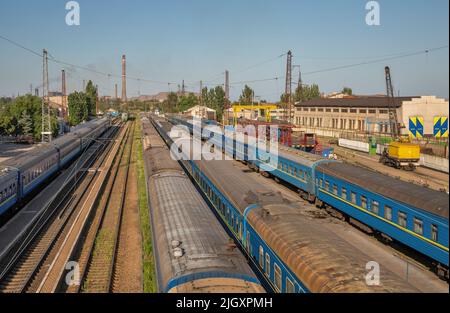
121, 55, 127, 102
115, 83, 118, 99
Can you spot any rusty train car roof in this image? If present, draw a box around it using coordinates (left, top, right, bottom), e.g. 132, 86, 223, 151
316, 162, 449, 219
248, 204, 418, 293
194, 157, 419, 292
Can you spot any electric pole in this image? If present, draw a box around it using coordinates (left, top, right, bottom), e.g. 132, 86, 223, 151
62, 69, 67, 120
41, 49, 52, 143
225, 70, 230, 125
121, 55, 127, 102
285, 50, 293, 123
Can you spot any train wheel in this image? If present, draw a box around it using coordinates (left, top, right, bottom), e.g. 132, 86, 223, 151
315, 198, 324, 208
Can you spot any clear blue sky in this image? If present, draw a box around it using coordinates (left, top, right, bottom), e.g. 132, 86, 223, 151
0, 0, 448, 101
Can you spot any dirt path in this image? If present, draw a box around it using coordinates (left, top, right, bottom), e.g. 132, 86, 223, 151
330, 144, 449, 192
113, 123, 143, 293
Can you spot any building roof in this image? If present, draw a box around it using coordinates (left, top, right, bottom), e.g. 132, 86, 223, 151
294, 96, 419, 108
185, 105, 216, 113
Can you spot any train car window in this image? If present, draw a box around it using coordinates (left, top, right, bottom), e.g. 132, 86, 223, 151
398, 212, 407, 228
371, 201, 379, 214
286, 278, 295, 293
414, 218, 423, 235
0, 191, 3, 202
265, 253, 271, 277
342, 187, 347, 199
333, 184, 338, 195
319, 179, 323, 187
274, 263, 282, 292
278, 163, 282, 170
384, 206, 393, 221
351, 192, 357, 204
431, 225, 438, 242
325, 181, 330, 190
361, 196, 367, 209
259, 246, 264, 268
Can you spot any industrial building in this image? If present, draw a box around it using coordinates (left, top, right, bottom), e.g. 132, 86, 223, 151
293, 96, 449, 138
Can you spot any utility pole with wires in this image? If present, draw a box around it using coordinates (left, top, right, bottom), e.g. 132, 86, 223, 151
121, 55, 127, 102
61, 69, 67, 120
41, 49, 52, 143
285, 50, 293, 123
224, 70, 230, 125
95, 84, 99, 116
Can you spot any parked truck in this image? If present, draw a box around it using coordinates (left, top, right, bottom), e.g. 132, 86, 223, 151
380, 140, 421, 171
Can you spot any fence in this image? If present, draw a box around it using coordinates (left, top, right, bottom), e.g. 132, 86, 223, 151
295, 125, 449, 158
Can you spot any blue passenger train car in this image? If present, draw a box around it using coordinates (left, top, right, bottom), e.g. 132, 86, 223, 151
167, 115, 449, 279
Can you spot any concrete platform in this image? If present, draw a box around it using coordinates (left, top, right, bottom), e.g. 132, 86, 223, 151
0, 143, 38, 164
0, 146, 96, 261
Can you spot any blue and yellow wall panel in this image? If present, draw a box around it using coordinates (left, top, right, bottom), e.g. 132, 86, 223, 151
409, 116, 424, 138
434, 117, 448, 138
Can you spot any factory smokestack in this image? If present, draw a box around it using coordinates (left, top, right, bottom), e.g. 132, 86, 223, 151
121, 55, 127, 102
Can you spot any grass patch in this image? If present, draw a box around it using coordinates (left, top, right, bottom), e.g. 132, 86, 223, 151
134, 120, 157, 293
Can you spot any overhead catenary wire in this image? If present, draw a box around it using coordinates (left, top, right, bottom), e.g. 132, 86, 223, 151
1, 34, 448, 96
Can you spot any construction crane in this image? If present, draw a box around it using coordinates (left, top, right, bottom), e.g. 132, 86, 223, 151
385, 66, 400, 138
379, 66, 420, 170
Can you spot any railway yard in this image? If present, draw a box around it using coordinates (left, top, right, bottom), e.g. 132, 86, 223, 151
0, 115, 448, 294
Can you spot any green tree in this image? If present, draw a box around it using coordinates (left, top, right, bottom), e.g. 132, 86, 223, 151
85, 80, 97, 116
164, 92, 178, 113
18, 110, 33, 136
201, 87, 210, 108
239, 85, 254, 105
342, 87, 353, 96
280, 93, 290, 104
211, 86, 225, 120
0, 99, 14, 135
294, 84, 321, 102
0, 95, 58, 140
68, 92, 88, 126
177, 93, 198, 112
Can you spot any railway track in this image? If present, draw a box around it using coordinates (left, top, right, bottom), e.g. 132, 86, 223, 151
0, 124, 123, 293
74, 121, 135, 293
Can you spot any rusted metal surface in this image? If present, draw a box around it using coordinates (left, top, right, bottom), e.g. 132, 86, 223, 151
142, 117, 264, 293
317, 162, 449, 219
194, 157, 420, 293
248, 204, 418, 293
171, 278, 263, 293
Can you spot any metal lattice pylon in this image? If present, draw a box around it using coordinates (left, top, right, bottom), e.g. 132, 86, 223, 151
285, 50, 293, 123
41, 49, 52, 143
